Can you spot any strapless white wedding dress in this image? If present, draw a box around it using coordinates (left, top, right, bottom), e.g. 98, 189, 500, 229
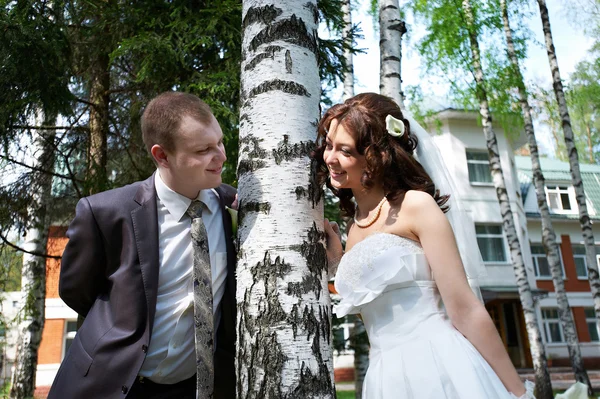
334, 233, 516, 399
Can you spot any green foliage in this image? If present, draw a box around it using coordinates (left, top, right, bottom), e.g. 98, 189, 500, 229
0, 0, 73, 146
567, 59, 600, 164
0, 246, 22, 292
410, 0, 534, 137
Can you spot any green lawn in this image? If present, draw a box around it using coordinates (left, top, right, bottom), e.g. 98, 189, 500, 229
336, 391, 355, 399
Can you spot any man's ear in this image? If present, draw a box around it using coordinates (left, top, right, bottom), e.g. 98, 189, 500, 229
151, 144, 170, 168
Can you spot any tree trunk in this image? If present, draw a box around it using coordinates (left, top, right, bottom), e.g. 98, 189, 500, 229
537, 1, 598, 393
499, 1, 562, 397
86, 50, 110, 196
236, 2, 334, 398
9, 120, 56, 399
585, 122, 594, 163
341, 0, 354, 101
379, 0, 406, 107
462, 0, 555, 397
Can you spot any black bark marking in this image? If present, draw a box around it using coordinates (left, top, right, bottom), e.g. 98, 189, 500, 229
246, 79, 311, 101
240, 134, 268, 159
383, 55, 401, 62
287, 274, 322, 299
308, 157, 322, 207
273, 135, 314, 165
382, 5, 398, 11
384, 72, 402, 79
243, 201, 271, 214
289, 360, 334, 398
295, 186, 308, 200
243, 5, 282, 29
285, 50, 293, 73
245, 46, 284, 71
389, 21, 407, 34
249, 14, 317, 55
238, 159, 267, 176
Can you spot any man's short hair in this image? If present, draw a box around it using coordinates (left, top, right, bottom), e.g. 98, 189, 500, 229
141, 92, 213, 154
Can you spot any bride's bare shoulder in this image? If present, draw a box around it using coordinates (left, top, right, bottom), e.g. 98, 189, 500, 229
388, 190, 438, 213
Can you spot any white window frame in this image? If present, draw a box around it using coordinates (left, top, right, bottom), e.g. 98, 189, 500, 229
572, 245, 600, 280
541, 308, 565, 344
466, 150, 493, 185
584, 308, 600, 342
545, 184, 577, 214
475, 224, 509, 264
530, 243, 565, 280
62, 319, 78, 360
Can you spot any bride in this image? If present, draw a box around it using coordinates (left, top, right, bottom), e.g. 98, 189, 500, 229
314, 93, 534, 398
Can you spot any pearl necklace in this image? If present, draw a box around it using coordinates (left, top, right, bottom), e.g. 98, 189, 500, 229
354, 196, 387, 228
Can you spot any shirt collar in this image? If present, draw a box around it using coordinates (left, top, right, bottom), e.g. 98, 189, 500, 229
155, 171, 217, 222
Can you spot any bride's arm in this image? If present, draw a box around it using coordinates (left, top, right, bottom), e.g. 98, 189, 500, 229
405, 191, 527, 397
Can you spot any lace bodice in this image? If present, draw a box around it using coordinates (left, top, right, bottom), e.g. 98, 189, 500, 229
333, 233, 436, 317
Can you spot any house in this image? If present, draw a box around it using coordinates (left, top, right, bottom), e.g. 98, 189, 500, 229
516, 155, 600, 366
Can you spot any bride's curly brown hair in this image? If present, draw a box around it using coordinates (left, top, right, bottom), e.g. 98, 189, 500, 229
313, 92, 449, 217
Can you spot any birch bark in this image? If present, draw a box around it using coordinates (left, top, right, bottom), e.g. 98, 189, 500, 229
9, 122, 55, 399
379, 0, 406, 107
236, 2, 334, 398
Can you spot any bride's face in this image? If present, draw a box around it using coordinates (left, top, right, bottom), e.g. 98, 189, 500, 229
323, 119, 366, 190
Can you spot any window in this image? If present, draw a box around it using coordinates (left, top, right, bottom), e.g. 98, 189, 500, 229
573, 245, 588, 278
546, 185, 574, 213
584, 308, 599, 342
541, 308, 564, 343
62, 320, 78, 359
476, 225, 507, 263
466, 150, 492, 184
530, 244, 564, 278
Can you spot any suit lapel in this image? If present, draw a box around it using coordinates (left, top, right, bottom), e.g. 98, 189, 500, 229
132, 174, 160, 329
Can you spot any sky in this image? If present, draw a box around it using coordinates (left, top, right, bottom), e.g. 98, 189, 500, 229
343, 0, 596, 155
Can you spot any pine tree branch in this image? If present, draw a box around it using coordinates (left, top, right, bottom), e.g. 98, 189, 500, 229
0, 232, 62, 260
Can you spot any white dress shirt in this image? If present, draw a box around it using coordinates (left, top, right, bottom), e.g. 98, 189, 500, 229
138, 172, 228, 384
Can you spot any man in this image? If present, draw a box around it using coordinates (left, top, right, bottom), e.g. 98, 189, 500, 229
48, 92, 237, 399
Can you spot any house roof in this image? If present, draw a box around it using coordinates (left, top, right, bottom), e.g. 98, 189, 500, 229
515, 155, 600, 220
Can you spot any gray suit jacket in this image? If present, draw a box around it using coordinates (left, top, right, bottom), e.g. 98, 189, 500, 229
48, 174, 237, 399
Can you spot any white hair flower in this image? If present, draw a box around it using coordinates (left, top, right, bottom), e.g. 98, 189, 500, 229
385, 115, 405, 138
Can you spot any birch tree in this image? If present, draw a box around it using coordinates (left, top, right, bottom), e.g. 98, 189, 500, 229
9, 122, 56, 399
341, 0, 354, 101
379, 0, 406, 107
236, 2, 334, 398
501, 0, 593, 394
536, 3, 600, 386
412, 0, 553, 396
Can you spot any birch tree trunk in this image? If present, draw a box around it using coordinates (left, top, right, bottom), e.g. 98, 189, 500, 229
537, 2, 598, 392
9, 121, 56, 399
379, 0, 406, 107
462, 1, 555, 397
499, 1, 568, 396
341, 0, 354, 101
236, 2, 334, 398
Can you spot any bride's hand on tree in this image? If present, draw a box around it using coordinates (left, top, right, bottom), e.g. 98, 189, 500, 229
324, 219, 343, 276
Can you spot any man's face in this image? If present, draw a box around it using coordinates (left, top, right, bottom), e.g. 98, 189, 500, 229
164, 115, 226, 199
